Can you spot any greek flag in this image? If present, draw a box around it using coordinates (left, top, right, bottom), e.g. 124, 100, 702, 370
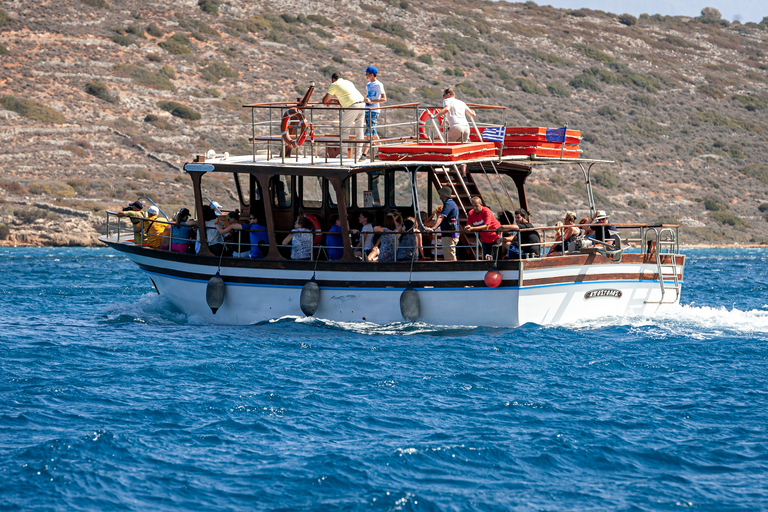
482, 126, 506, 143
546, 127, 567, 143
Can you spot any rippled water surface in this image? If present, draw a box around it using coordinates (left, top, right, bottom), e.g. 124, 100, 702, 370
1, 247, 767, 511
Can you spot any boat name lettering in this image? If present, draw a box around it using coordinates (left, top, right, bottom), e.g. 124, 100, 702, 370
584, 289, 622, 300
184, 163, 215, 172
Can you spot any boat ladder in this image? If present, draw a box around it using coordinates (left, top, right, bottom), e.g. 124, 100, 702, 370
646, 227, 680, 304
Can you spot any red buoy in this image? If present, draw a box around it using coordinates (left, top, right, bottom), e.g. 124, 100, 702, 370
484, 270, 502, 288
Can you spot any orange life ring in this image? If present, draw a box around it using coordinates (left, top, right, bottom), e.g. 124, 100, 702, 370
303, 213, 322, 245
281, 108, 310, 148
418, 108, 444, 140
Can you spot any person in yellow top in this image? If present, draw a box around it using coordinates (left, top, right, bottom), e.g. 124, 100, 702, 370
143, 205, 169, 249
116, 200, 146, 245
322, 72, 365, 157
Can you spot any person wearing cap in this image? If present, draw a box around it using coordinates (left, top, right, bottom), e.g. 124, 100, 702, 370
117, 200, 146, 245
591, 210, 618, 246
209, 201, 222, 215
360, 66, 386, 161
433, 88, 476, 177
143, 205, 169, 249
425, 186, 460, 261
322, 72, 366, 158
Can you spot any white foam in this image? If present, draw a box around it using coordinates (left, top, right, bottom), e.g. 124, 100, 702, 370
572, 303, 768, 335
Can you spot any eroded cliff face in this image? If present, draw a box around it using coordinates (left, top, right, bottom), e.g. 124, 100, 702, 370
1, 0, 768, 246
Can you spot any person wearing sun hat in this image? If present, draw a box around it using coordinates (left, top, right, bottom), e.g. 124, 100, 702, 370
592, 210, 618, 246
360, 65, 386, 161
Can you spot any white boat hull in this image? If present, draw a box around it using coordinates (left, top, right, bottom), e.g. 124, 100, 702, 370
108, 239, 683, 327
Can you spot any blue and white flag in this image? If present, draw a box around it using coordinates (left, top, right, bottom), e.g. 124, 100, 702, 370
546, 127, 567, 144
482, 126, 506, 143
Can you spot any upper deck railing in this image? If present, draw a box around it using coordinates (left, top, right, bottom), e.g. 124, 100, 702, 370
239, 98, 507, 166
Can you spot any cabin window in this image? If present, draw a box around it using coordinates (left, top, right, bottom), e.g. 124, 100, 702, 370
356, 171, 383, 208
301, 176, 323, 209
389, 170, 413, 208
328, 178, 351, 208
271, 175, 292, 208
234, 173, 250, 208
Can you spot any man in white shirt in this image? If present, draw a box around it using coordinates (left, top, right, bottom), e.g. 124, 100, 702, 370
434, 87, 476, 176
360, 66, 386, 161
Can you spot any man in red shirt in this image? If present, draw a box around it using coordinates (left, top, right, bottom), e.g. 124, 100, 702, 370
464, 196, 501, 260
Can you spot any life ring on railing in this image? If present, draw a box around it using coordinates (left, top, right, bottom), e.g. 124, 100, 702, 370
304, 213, 322, 245
281, 108, 310, 148
418, 108, 444, 140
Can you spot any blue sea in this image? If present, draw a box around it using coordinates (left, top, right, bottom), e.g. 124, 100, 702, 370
1, 247, 767, 511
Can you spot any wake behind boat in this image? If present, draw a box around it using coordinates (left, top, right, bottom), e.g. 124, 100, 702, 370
99, 85, 684, 326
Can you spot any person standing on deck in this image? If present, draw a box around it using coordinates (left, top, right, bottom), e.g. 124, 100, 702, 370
425, 186, 460, 261
322, 72, 366, 158
116, 200, 146, 245
433, 87, 476, 177
360, 66, 386, 161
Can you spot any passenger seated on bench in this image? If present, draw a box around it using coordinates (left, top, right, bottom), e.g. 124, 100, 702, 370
220, 211, 269, 259
592, 210, 618, 247
374, 215, 398, 262
547, 212, 580, 256
396, 219, 418, 262
355, 210, 379, 261
326, 215, 344, 261
282, 216, 314, 260
498, 208, 541, 259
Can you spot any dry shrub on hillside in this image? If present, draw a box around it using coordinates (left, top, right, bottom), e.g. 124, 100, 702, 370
28, 181, 76, 198
159, 34, 193, 55
114, 64, 175, 91
1, 96, 66, 124
0, 8, 16, 27
80, 0, 108, 8
0, 181, 27, 195
157, 101, 201, 120
200, 62, 238, 84
85, 80, 119, 104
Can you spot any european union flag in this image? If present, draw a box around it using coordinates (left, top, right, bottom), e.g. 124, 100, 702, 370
482, 126, 506, 143
546, 127, 567, 143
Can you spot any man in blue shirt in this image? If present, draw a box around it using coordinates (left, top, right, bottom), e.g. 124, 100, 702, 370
426, 186, 460, 261
239, 213, 269, 259
326, 215, 345, 260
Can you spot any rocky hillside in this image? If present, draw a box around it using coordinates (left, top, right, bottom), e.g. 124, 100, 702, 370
1, 0, 768, 246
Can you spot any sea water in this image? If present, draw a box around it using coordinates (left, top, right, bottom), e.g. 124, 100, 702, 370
1, 247, 766, 511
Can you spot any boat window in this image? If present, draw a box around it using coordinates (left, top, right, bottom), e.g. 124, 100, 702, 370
356, 171, 383, 208
473, 173, 520, 219
234, 173, 249, 208
301, 176, 323, 209
271, 175, 292, 208
389, 170, 413, 208
328, 178, 351, 208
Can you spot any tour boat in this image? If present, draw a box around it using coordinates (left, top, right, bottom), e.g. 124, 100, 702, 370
100, 92, 684, 326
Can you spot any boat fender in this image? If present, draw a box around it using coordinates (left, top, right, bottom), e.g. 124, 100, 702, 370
399, 284, 420, 322
206, 272, 226, 314
484, 269, 502, 288
300, 277, 321, 317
